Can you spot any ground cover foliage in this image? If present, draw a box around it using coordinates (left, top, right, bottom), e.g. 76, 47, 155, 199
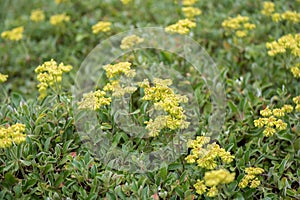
0, 0, 300, 199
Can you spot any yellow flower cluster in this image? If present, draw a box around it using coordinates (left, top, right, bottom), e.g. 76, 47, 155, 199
104, 80, 137, 97
271, 13, 281, 22
103, 62, 137, 97
261, 1, 300, 23
55, 0, 70, 4
103, 62, 135, 79
50, 13, 70, 26
182, 7, 202, 18
222, 15, 256, 38
0, 73, 8, 83
266, 34, 300, 57
78, 62, 137, 110
92, 21, 112, 34
0, 123, 26, 148
120, 0, 131, 5
204, 169, 235, 187
139, 78, 189, 137
185, 136, 234, 169
239, 167, 264, 188
291, 63, 300, 78
77, 90, 111, 110
182, 0, 198, 6
1, 26, 24, 41
35, 59, 73, 100
261, 2, 275, 16
271, 11, 300, 23
120, 34, 144, 50
293, 96, 300, 112
165, 18, 196, 35
281, 11, 300, 23
194, 169, 235, 197
254, 105, 292, 136
30, 9, 45, 22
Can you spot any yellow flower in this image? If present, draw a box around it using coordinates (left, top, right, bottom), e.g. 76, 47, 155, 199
187, 136, 210, 149
55, 0, 69, 4
35, 59, 73, 100
197, 157, 217, 169
182, 0, 198, 6
245, 167, 264, 175
274, 119, 287, 131
235, 30, 247, 38
281, 11, 300, 23
222, 15, 249, 30
120, 35, 144, 49
102, 62, 137, 97
78, 90, 111, 110
271, 13, 281, 22
13, 134, 26, 144
92, 21, 111, 34
144, 116, 168, 137
255, 108, 290, 135
219, 149, 235, 163
266, 34, 300, 57
50, 13, 70, 25
296, 104, 300, 112
137, 79, 150, 88
239, 167, 264, 189
190, 142, 234, 169
1, 26, 24, 41
238, 177, 248, 188
293, 96, 300, 104
249, 178, 261, 188
282, 104, 293, 113
0, 123, 26, 148
263, 127, 276, 136
194, 179, 207, 195
222, 15, 255, 38
261, 2, 275, 16
206, 186, 218, 197
260, 107, 272, 117
103, 62, 135, 78
204, 169, 235, 187
120, 0, 131, 4
0, 137, 12, 148
0, 73, 8, 83
165, 19, 196, 35
243, 23, 256, 30
264, 116, 276, 126
140, 78, 189, 136
11, 123, 26, 133
254, 118, 265, 128
291, 63, 300, 78
194, 169, 234, 197
30, 9, 45, 22
182, 7, 202, 18
272, 108, 285, 117
185, 154, 197, 163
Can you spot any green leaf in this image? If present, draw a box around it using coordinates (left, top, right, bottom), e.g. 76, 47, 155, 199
4, 173, 18, 186
22, 179, 37, 192
159, 166, 168, 181
10, 92, 23, 107
174, 186, 184, 198
233, 192, 245, 200
54, 174, 64, 187
20, 160, 32, 166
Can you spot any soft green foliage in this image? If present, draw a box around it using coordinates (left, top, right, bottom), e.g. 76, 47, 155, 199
1, 0, 300, 199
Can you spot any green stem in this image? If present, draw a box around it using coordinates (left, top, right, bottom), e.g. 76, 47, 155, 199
20, 40, 29, 58
0, 85, 8, 102
133, 50, 142, 65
